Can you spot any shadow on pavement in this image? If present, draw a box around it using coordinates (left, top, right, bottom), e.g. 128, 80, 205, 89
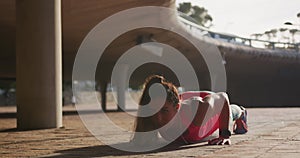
0, 109, 138, 119
0, 112, 16, 118
0, 128, 18, 132
44, 142, 208, 157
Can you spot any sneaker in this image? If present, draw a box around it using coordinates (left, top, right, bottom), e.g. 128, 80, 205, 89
233, 106, 248, 134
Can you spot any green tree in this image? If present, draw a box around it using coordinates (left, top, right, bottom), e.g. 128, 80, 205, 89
178, 2, 192, 14
279, 28, 288, 32
177, 2, 213, 28
264, 30, 272, 41
250, 33, 263, 40
289, 29, 299, 43
270, 29, 278, 40
279, 28, 289, 42
262, 29, 278, 41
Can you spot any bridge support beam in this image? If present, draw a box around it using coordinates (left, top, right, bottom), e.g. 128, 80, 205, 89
16, 0, 62, 130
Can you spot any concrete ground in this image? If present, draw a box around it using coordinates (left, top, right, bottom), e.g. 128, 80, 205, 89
1, 105, 300, 158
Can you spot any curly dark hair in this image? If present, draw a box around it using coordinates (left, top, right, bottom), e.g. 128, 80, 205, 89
139, 75, 179, 107
133, 75, 179, 134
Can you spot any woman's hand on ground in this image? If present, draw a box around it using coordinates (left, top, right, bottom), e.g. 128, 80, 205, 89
208, 137, 231, 145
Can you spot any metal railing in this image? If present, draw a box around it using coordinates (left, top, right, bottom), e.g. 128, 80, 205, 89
178, 12, 300, 52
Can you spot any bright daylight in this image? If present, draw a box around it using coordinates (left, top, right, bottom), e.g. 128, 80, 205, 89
0, 0, 300, 157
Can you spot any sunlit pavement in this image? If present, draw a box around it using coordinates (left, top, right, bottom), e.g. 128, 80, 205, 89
1, 106, 300, 158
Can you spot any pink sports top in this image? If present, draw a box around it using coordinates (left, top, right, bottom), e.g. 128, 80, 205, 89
178, 91, 220, 143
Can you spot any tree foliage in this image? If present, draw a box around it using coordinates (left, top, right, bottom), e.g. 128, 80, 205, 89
177, 2, 213, 28
251, 12, 300, 43
178, 2, 192, 14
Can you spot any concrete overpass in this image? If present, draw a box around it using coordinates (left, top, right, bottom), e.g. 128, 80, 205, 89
0, 0, 300, 130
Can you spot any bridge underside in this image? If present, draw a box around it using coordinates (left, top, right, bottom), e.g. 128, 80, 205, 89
0, 0, 300, 108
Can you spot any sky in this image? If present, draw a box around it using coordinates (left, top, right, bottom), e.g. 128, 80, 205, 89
176, 0, 300, 38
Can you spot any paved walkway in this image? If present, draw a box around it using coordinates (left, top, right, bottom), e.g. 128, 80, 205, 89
1, 106, 300, 158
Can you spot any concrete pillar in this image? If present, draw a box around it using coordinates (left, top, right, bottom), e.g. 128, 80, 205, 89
100, 81, 108, 112
116, 65, 129, 111
16, 0, 62, 129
